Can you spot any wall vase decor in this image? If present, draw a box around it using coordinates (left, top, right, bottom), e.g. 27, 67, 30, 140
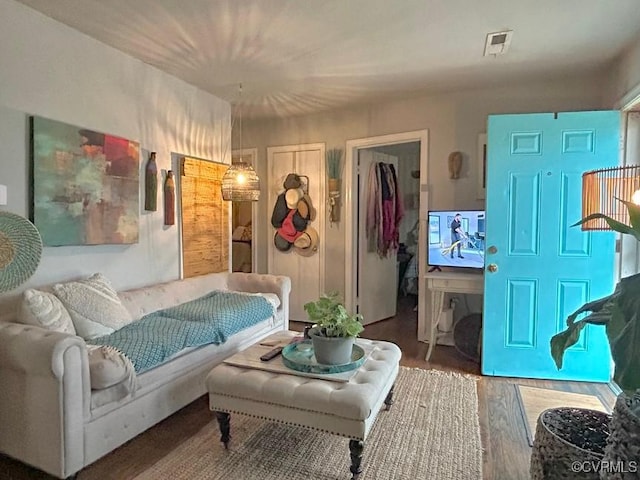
448, 151, 463, 179
144, 151, 158, 211
31, 116, 140, 246
328, 178, 341, 222
326, 148, 343, 223
164, 170, 175, 226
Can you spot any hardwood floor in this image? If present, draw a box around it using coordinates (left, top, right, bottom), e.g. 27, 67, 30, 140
0, 295, 617, 479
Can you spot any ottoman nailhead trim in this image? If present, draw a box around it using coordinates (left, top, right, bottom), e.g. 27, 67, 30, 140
209, 391, 373, 420
209, 406, 366, 441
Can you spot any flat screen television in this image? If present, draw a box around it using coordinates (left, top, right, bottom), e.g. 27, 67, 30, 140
427, 210, 485, 270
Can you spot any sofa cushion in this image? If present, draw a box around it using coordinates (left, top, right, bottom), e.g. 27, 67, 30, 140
90, 290, 275, 374
89, 316, 280, 417
53, 273, 133, 339
87, 345, 136, 390
16, 289, 76, 335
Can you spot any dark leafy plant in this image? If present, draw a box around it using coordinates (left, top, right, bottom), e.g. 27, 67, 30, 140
303, 292, 364, 338
551, 198, 640, 395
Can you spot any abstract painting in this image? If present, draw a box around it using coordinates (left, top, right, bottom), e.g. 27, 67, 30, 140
32, 116, 139, 246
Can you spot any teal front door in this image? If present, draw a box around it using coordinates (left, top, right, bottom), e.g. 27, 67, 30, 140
482, 111, 620, 381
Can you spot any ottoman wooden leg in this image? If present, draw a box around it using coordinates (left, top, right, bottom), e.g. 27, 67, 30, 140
215, 411, 231, 449
384, 384, 395, 410
349, 439, 364, 479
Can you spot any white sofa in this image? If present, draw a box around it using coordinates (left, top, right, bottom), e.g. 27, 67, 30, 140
0, 271, 291, 479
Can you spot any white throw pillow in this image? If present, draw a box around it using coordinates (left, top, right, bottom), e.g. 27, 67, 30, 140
260, 293, 281, 310
232, 226, 246, 241
53, 273, 133, 340
17, 289, 76, 335
87, 345, 136, 391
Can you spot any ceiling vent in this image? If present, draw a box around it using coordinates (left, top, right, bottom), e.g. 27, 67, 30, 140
484, 30, 513, 57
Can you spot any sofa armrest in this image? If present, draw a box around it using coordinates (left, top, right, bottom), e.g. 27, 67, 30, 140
0, 322, 90, 478
227, 273, 291, 326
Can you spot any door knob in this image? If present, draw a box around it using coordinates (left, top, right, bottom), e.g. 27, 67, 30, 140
487, 263, 498, 273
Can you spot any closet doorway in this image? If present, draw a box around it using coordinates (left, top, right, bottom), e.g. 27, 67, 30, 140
345, 130, 429, 328
231, 148, 259, 273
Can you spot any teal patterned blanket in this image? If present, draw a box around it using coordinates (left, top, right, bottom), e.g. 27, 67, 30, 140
89, 291, 275, 373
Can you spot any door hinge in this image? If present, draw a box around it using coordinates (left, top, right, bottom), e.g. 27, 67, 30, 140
616, 239, 621, 253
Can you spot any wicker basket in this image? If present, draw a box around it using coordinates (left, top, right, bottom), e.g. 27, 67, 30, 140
530, 407, 611, 480
601, 394, 640, 480
0, 212, 42, 293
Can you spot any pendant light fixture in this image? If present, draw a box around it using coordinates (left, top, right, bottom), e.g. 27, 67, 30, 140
580, 165, 640, 230
221, 84, 260, 202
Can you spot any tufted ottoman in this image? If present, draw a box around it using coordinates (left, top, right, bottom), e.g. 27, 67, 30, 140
206, 335, 401, 479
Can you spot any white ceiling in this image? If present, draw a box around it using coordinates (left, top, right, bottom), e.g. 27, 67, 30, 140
16, 0, 640, 119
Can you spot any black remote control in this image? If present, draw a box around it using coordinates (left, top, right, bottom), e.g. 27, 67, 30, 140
260, 346, 283, 361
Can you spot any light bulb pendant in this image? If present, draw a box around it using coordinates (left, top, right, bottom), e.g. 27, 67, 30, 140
221, 83, 261, 201
222, 162, 260, 201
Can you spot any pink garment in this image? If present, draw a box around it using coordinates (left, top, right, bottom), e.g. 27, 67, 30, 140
391, 163, 404, 250
381, 164, 395, 254
367, 161, 405, 257
277, 210, 303, 242
366, 163, 382, 253
382, 199, 395, 255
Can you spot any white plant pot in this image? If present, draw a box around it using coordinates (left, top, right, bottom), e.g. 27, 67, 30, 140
310, 333, 355, 365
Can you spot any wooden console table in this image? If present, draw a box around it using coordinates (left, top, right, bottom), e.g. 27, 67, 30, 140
424, 271, 484, 361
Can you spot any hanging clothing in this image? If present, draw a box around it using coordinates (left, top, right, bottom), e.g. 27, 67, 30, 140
366, 163, 382, 254
366, 162, 405, 257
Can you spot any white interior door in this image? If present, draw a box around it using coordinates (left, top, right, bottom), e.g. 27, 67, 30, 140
267, 144, 325, 321
357, 149, 398, 325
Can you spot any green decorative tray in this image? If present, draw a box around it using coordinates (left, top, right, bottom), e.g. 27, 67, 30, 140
281, 340, 366, 374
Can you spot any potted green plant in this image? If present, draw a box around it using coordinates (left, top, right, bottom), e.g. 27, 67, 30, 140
551, 198, 640, 477
304, 292, 364, 365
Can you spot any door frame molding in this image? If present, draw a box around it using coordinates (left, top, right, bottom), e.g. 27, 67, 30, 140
232, 147, 259, 273
344, 130, 429, 332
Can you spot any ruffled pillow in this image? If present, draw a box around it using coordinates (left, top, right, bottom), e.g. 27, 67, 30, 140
53, 273, 132, 340
17, 289, 76, 335
240, 223, 252, 241
87, 344, 136, 391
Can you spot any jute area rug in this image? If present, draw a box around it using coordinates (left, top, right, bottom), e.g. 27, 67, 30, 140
515, 384, 609, 447
134, 367, 482, 480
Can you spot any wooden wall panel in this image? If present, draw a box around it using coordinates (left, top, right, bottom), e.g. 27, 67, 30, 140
180, 157, 229, 278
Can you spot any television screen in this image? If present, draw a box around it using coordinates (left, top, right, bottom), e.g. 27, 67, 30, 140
427, 210, 485, 270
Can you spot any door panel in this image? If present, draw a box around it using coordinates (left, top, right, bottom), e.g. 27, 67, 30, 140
482, 111, 619, 382
357, 149, 398, 325
267, 145, 325, 321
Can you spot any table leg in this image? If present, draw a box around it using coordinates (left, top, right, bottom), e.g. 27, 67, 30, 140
425, 290, 445, 361
384, 384, 395, 410
215, 411, 231, 449
349, 439, 364, 479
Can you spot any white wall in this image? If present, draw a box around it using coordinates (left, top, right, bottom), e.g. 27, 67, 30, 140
0, 0, 230, 306
244, 76, 607, 295
605, 31, 640, 108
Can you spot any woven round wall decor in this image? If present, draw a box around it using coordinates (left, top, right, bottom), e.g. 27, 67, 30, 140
0, 211, 43, 293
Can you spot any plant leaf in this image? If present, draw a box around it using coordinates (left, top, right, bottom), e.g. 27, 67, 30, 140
303, 292, 362, 338
551, 321, 587, 369
573, 213, 640, 241
550, 290, 614, 370
616, 197, 640, 232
